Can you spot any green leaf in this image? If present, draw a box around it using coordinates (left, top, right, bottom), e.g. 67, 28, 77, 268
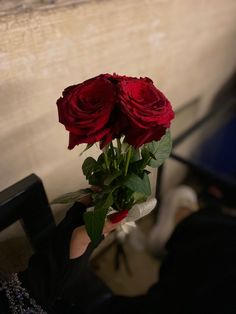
104, 171, 121, 185
123, 173, 151, 196
83, 207, 108, 244
144, 141, 158, 155
51, 188, 91, 204
139, 148, 151, 169
84, 192, 113, 243
121, 187, 135, 209
97, 153, 107, 170
149, 152, 157, 160
88, 172, 102, 186
132, 191, 147, 203
146, 130, 172, 168
95, 192, 114, 210
130, 148, 140, 163
82, 157, 97, 178
142, 172, 151, 195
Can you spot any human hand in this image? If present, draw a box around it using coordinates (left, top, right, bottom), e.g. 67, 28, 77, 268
69, 213, 126, 259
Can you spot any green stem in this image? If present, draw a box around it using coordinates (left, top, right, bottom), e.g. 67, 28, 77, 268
104, 151, 109, 170
110, 141, 115, 154
117, 138, 122, 155
124, 146, 132, 176
110, 141, 117, 169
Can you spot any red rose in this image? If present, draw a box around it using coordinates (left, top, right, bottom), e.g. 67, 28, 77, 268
57, 75, 117, 149
119, 77, 174, 147
103, 73, 133, 83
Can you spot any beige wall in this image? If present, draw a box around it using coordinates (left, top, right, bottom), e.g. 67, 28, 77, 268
0, 0, 236, 232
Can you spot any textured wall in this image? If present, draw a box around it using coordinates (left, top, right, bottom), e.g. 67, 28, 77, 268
0, 0, 236, 239
0, 0, 89, 15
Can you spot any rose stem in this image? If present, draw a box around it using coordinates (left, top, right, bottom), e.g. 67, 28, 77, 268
110, 141, 117, 169
117, 138, 122, 156
104, 151, 110, 170
124, 146, 132, 176
116, 138, 122, 171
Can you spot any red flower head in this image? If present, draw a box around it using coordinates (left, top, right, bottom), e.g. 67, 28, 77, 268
118, 77, 174, 147
57, 75, 117, 149
57, 74, 174, 150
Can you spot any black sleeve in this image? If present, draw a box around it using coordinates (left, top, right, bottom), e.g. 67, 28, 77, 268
19, 202, 88, 310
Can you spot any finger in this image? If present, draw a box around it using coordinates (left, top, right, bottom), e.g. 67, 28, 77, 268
108, 210, 128, 224
103, 220, 119, 234
103, 211, 128, 234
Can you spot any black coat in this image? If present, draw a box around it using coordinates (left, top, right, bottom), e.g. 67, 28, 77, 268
2, 204, 236, 314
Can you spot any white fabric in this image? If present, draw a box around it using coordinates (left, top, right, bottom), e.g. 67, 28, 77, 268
148, 185, 198, 256
87, 199, 157, 251
126, 198, 157, 222
116, 198, 157, 250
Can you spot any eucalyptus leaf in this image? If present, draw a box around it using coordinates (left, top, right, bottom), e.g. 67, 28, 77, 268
51, 188, 91, 204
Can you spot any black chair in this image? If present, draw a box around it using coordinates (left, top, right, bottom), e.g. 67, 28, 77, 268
0, 174, 56, 251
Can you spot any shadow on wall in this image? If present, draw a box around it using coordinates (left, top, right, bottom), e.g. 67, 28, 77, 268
210, 69, 236, 110
159, 69, 236, 196
176, 70, 236, 209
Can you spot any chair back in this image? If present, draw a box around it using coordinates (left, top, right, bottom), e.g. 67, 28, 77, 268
0, 174, 56, 251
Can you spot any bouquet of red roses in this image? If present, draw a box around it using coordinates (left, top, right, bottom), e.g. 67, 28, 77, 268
54, 73, 174, 244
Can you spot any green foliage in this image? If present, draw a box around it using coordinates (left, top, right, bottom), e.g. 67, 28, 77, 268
83, 207, 108, 244
123, 173, 151, 196
53, 130, 172, 244
82, 157, 97, 178
104, 171, 122, 185
143, 130, 172, 168
94, 191, 114, 211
